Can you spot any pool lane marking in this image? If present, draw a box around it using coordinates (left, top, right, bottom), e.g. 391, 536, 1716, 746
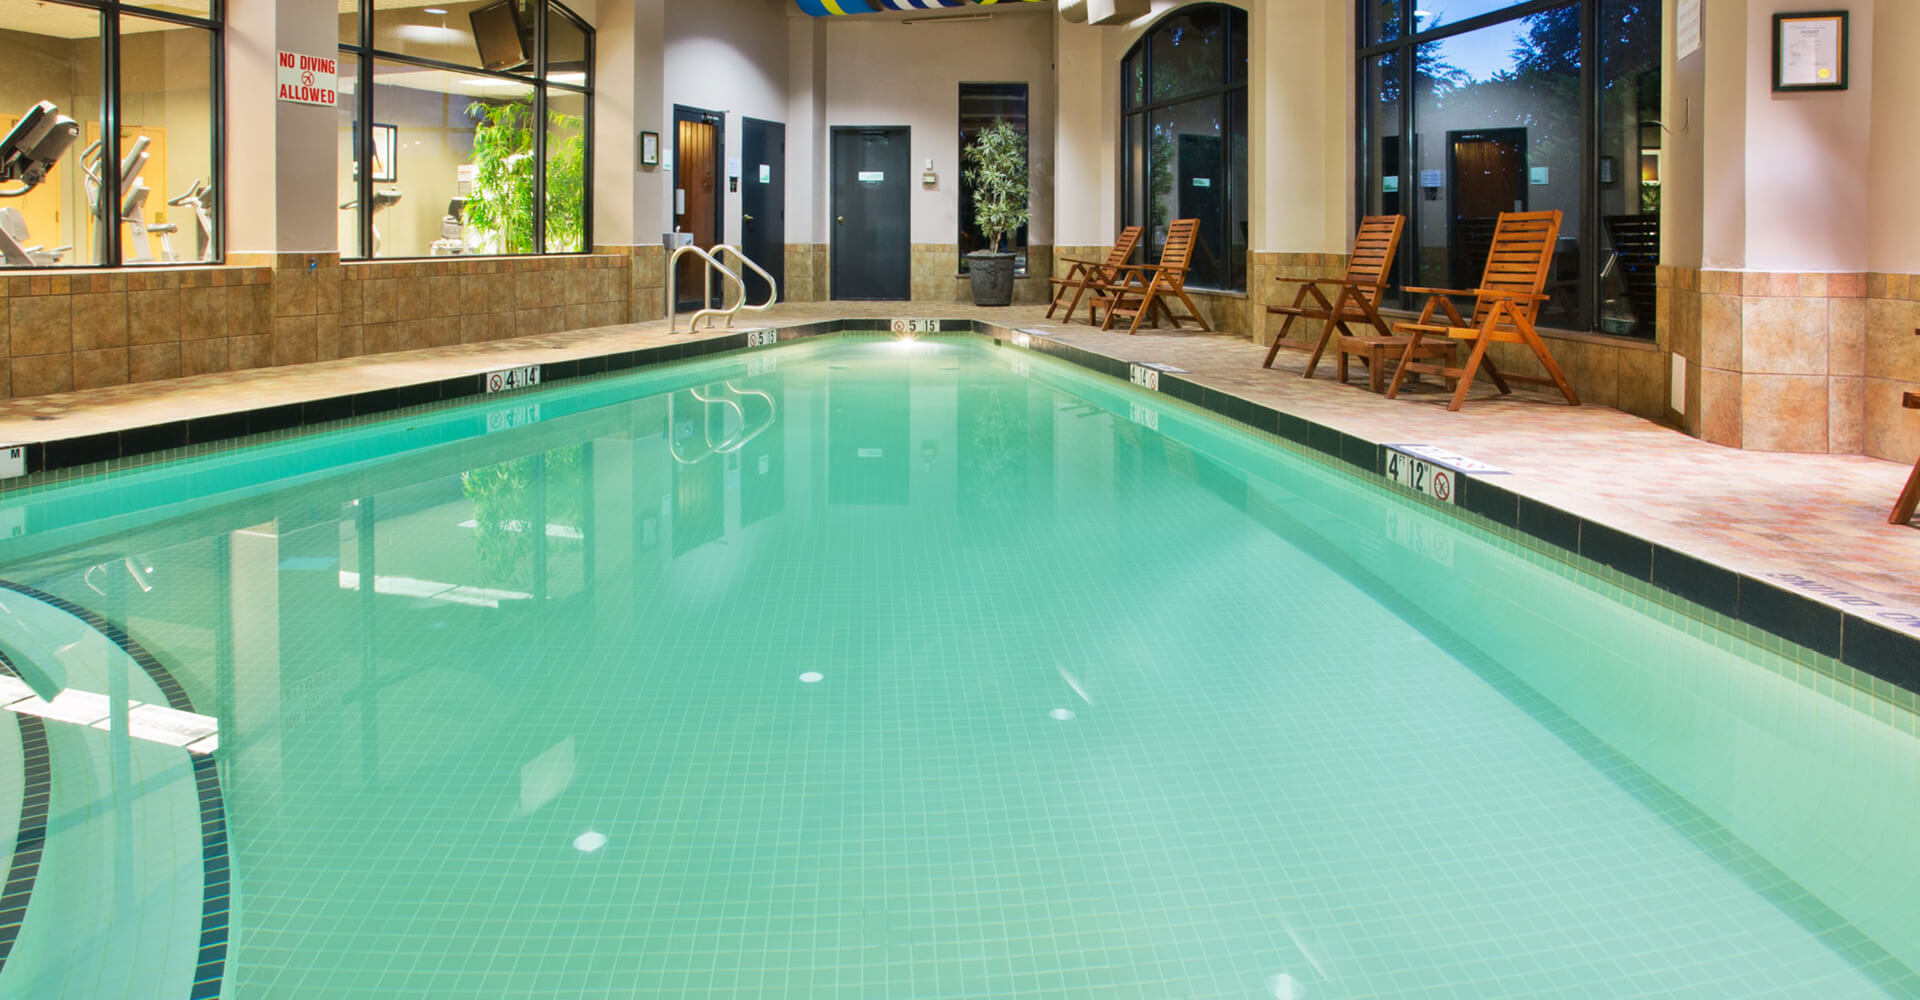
0, 652, 50, 975
0, 581, 230, 1000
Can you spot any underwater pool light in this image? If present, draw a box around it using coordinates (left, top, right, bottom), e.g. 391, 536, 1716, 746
573, 831, 607, 852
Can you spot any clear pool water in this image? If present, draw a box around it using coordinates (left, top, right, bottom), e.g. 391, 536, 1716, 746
1, 335, 1917, 999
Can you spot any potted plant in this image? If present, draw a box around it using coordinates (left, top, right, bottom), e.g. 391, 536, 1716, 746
962, 118, 1030, 307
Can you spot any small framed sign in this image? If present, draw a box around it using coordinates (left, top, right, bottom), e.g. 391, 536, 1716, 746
1773, 10, 1848, 91
640, 130, 660, 167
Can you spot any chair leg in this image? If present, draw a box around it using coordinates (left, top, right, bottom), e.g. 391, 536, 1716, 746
1385, 331, 1426, 399
1367, 344, 1385, 394
1892, 457, 1920, 525
1336, 342, 1349, 385
1172, 288, 1214, 332
1264, 313, 1301, 369
1516, 322, 1581, 405
1449, 333, 1495, 412
1063, 280, 1095, 325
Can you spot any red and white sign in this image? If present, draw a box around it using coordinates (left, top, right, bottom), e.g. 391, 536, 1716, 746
276, 51, 338, 107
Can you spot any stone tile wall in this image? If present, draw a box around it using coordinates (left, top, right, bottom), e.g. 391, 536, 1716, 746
340, 255, 629, 358
783, 244, 829, 302
1, 266, 275, 397
1669, 267, 1872, 454
597, 245, 668, 322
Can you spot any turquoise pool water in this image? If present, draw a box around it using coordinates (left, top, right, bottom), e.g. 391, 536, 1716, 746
0, 335, 1917, 999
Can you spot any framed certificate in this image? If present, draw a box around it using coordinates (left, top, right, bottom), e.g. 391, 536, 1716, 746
1773, 11, 1848, 91
640, 130, 660, 167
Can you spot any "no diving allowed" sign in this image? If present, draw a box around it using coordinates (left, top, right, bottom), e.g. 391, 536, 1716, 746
277, 51, 338, 107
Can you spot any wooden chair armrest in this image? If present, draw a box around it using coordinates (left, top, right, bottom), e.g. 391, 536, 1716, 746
1905, 391, 1920, 409
1058, 256, 1108, 267
1402, 285, 1548, 303
1271, 276, 1347, 287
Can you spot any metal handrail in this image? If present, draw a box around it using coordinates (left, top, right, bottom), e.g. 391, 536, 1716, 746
667, 244, 747, 334
666, 243, 778, 334
711, 244, 778, 317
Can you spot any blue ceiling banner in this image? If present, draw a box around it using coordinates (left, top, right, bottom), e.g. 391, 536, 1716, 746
793, 0, 878, 14
794, 0, 1042, 14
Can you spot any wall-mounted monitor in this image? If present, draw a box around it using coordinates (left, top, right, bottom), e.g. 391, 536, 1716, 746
470, 0, 530, 73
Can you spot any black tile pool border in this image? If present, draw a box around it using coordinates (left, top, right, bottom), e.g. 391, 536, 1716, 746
0, 581, 230, 1000
0, 654, 48, 975
2, 316, 1916, 699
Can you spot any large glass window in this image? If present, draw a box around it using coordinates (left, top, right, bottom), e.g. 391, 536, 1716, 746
1119, 3, 1248, 292
338, 0, 593, 260
1361, 0, 1662, 337
0, 0, 220, 269
958, 82, 1028, 275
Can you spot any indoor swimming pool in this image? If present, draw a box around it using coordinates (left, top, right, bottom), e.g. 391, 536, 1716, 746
0, 334, 1915, 999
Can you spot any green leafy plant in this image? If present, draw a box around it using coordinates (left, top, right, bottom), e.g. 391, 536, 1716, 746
465, 97, 586, 253
461, 446, 584, 586
961, 119, 1030, 254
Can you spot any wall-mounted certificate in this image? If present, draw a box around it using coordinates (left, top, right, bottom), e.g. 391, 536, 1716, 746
1773, 11, 1848, 91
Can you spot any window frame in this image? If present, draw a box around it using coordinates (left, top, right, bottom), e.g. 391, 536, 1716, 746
1118, 2, 1249, 293
1358, 0, 1664, 338
338, 0, 594, 260
9, 0, 227, 269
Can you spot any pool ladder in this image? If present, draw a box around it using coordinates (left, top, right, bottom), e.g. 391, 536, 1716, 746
668, 382, 777, 464
667, 244, 778, 334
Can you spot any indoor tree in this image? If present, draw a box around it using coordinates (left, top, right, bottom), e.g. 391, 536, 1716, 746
465, 97, 586, 254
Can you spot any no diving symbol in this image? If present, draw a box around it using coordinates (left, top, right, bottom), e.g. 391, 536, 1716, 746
486, 372, 505, 392
301, 70, 315, 87
1432, 469, 1453, 501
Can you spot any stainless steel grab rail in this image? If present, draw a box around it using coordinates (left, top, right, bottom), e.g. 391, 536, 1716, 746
666, 243, 777, 334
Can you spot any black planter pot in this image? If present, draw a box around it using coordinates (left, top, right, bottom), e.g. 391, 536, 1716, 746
967, 251, 1017, 307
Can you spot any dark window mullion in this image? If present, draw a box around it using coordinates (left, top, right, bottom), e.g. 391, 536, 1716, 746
533, 0, 548, 254
358, 0, 373, 259
103, 5, 120, 267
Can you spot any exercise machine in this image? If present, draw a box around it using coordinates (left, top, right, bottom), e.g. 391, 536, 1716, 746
339, 187, 403, 255
0, 101, 79, 267
167, 178, 214, 262
82, 134, 171, 263
429, 197, 467, 255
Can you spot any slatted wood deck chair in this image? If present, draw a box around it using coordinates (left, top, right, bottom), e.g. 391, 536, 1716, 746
1261, 214, 1450, 393
1891, 392, 1920, 525
1384, 209, 1580, 412
1046, 226, 1143, 323
1091, 218, 1212, 335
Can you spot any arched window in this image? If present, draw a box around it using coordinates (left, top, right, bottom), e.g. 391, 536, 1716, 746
1120, 3, 1248, 291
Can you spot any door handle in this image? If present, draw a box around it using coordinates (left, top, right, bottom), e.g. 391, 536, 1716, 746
744, 214, 755, 224
837, 216, 845, 224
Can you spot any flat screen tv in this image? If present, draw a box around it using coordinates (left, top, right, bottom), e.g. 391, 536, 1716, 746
470, 0, 529, 73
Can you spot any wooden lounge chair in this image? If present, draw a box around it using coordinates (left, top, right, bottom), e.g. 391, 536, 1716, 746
1385, 209, 1579, 411
1092, 218, 1212, 335
1047, 226, 1143, 323
1261, 214, 1449, 393
1891, 391, 1920, 525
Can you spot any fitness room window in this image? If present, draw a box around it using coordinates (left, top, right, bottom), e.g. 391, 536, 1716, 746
1118, 3, 1248, 292
338, 0, 593, 259
1360, 0, 1662, 337
957, 82, 1028, 275
0, 0, 221, 268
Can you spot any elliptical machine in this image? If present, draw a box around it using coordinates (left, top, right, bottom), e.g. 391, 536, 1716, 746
82, 134, 174, 263
0, 101, 80, 267
167, 178, 215, 263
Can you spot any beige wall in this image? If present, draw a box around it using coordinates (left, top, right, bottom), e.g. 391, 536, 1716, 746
1867, 0, 1920, 274
819, 9, 1058, 249
664, 0, 791, 250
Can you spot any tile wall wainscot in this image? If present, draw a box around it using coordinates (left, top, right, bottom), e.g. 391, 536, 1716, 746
597, 245, 668, 323
783, 244, 829, 303
3, 265, 276, 398
340, 255, 631, 358
1674, 268, 1883, 455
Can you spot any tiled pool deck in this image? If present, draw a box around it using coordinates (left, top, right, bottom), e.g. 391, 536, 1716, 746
2, 301, 1915, 670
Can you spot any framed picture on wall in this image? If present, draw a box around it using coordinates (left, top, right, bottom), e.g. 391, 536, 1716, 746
1598, 156, 1616, 185
640, 131, 660, 167
1773, 10, 1848, 91
370, 123, 398, 182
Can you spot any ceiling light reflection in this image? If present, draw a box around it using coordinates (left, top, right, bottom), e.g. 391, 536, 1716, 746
799, 671, 824, 684
1049, 708, 1075, 721
573, 831, 607, 852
